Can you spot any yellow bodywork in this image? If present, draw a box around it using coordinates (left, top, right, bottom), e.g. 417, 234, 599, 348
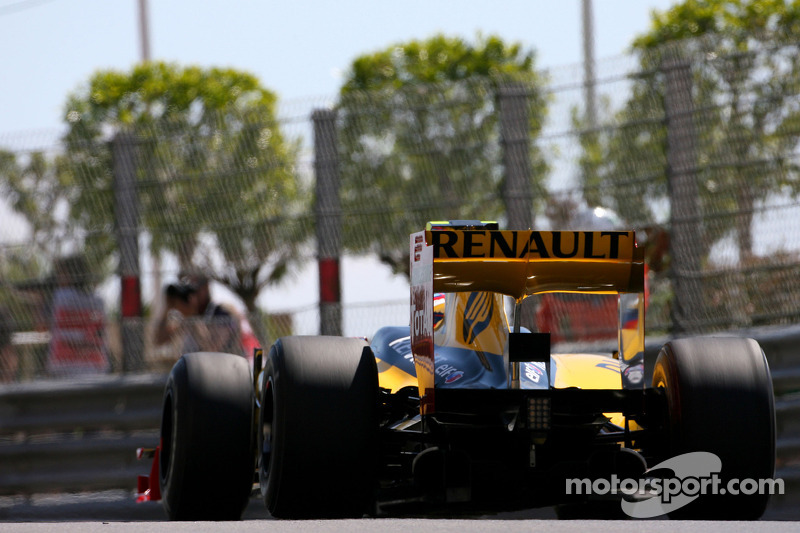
376, 358, 416, 392
376, 346, 631, 426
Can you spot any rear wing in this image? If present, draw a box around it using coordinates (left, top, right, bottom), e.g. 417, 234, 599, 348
425, 229, 644, 299
410, 228, 646, 414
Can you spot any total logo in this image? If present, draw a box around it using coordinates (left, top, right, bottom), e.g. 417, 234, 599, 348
436, 364, 465, 384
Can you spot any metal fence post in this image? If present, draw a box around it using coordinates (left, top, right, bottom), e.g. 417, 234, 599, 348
112, 132, 144, 372
498, 83, 537, 329
663, 53, 704, 334
313, 109, 342, 336
498, 83, 534, 230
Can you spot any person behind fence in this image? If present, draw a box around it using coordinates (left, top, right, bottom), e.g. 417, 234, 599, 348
154, 272, 242, 356
47, 255, 110, 377
0, 305, 19, 383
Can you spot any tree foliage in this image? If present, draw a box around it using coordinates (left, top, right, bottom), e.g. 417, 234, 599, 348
579, 0, 800, 261
337, 34, 549, 276
60, 62, 304, 318
0, 150, 71, 259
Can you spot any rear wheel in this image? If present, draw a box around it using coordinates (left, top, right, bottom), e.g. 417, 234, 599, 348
159, 352, 254, 521
259, 336, 379, 518
651, 337, 775, 520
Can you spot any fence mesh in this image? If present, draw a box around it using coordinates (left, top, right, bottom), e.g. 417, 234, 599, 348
1, 32, 800, 381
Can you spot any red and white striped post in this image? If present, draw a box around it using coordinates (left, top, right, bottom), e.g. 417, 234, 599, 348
313, 109, 342, 336
112, 132, 144, 371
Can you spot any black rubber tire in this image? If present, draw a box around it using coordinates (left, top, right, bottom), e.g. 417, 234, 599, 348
159, 352, 254, 521
652, 337, 775, 520
259, 336, 379, 518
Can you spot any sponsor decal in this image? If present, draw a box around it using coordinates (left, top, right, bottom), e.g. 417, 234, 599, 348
436, 364, 460, 377
595, 360, 620, 373
462, 291, 493, 345
523, 362, 544, 383
429, 230, 632, 260
623, 364, 644, 385
445, 370, 464, 384
389, 336, 414, 362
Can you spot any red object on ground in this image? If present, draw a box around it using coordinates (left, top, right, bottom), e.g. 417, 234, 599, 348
136, 440, 162, 503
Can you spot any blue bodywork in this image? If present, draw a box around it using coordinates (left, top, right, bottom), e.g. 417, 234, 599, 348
371, 326, 549, 390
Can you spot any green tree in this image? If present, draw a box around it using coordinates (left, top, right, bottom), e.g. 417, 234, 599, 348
61, 62, 305, 338
0, 150, 71, 259
337, 34, 549, 276
0, 149, 96, 292
580, 0, 800, 261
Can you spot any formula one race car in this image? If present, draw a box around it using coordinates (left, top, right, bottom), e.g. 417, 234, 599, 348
137, 221, 776, 520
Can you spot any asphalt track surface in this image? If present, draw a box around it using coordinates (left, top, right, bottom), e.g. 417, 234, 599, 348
1, 492, 799, 532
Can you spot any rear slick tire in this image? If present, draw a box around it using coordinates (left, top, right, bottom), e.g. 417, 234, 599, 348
259, 336, 379, 518
159, 352, 254, 521
652, 337, 775, 520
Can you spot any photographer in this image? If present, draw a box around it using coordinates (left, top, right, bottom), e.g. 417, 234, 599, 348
154, 273, 241, 356
153, 281, 195, 349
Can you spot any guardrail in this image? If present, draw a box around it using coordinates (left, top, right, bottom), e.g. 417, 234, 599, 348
0, 328, 798, 518
0, 373, 165, 496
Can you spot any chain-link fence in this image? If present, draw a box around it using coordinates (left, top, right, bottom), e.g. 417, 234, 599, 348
1, 32, 799, 381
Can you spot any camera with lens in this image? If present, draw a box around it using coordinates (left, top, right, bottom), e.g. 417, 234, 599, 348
165, 281, 196, 302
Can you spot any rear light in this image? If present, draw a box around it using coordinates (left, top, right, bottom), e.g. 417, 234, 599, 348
527, 397, 551, 430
